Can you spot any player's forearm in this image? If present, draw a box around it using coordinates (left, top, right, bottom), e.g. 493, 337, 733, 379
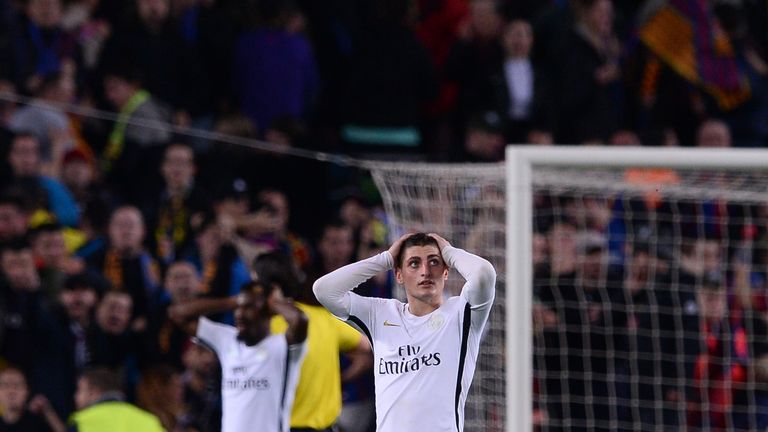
442, 246, 496, 307
313, 251, 393, 318
170, 297, 237, 325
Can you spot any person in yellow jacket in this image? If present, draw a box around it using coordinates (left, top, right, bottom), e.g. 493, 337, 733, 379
255, 251, 372, 432
69, 368, 164, 432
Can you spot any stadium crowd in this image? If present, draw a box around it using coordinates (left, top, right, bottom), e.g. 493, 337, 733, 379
0, 0, 767, 430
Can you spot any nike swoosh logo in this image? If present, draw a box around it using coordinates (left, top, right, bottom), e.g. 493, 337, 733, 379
383, 320, 401, 327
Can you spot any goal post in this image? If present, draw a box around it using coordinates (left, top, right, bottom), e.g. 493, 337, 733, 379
505, 145, 768, 432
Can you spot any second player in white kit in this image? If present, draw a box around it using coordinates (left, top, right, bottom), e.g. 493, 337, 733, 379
313, 233, 496, 432
171, 281, 308, 432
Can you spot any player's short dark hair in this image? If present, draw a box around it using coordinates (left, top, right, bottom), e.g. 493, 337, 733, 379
395, 233, 441, 268
80, 367, 123, 394
252, 251, 299, 299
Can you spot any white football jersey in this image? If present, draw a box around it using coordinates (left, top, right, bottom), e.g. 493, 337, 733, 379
348, 290, 486, 431
313, 246, 496, 432
196, 317, 306, 432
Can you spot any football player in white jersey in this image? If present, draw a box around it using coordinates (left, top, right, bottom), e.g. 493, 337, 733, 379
313, 233, 496, 432
170, 281, 308, 432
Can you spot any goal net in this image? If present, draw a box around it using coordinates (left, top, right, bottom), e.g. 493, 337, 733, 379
369, 162, 507, 431
367, 147, 768, 432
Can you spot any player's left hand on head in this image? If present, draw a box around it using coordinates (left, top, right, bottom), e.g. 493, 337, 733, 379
428, 233, 451, 250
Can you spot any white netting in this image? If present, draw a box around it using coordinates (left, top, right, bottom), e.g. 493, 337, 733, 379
369, 161, 768, 432
370, 162, 507, 432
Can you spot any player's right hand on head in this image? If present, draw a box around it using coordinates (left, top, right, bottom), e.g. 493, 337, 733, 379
387, 233, 412, 261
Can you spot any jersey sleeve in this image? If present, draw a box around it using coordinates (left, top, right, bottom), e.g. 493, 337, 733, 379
196, 316, 236, 354
443, 246, 497, 330
312, 251, 393, 320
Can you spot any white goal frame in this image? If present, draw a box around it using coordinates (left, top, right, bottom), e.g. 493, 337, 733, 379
505, 145, 768, 432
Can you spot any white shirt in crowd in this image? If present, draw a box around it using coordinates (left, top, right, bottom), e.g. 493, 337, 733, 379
196, 317, 306, 432
504, 58, 534, 120
313, 246, 496, 432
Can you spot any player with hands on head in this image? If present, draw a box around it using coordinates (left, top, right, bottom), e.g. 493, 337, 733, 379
170, 281, 308, 432
313, 232, 496, 432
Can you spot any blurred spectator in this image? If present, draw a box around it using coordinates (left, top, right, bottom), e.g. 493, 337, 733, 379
0, 367, 65, 432
100, 65, 171, 203
7, 0, 80, 95
186, 210, 249, 325
81, 206, 162, 326
88, 290, 149, 379
696, 119, 732, 148
687, 276, 768, 430
180, 340, 221, 432
144, 142, 208, 266
59, 147, 102, 208
616, 243, 681, 428
0, 239, 46, 372
552, 0, 621, 144
32, 272, 101, 420
241, 189, 312, 275
30, 222, 84, 297
149, 261, 203, 369
536, 221, 629, 432
309, 219, 355, 280
70, 367, 164, 431
136, 364, 186, 432
226, 193, 281, 268
498, 19, 552, 144
234, 1, 318, 135
6, 132, 79, 226
0, 188, 31, 242
60, 0, 110, 70
8, 71, 77, 166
